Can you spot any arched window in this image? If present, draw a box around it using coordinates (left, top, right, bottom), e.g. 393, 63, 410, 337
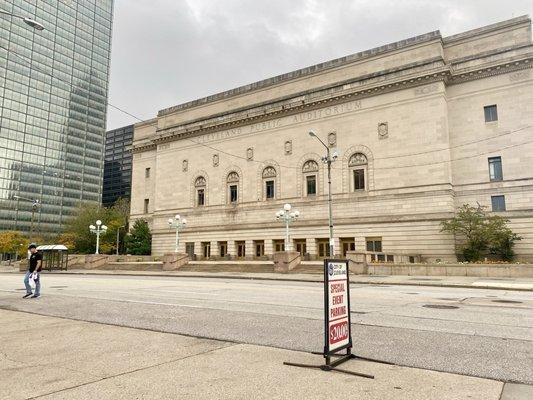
195, 176, 206, 206
302, 160, 319, 196
227, 172, 239, 203
349, 153, 368, 191
262, 166, 276, 200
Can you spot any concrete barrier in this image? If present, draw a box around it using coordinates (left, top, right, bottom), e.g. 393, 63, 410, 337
273, 251, 301, 273
366, 263, 533, 277
84, 255, 110, 269
345, 251, 368, 274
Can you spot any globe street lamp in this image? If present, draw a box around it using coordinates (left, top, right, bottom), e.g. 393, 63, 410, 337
89, 220, 108, 255
309, 130, 338, 257
0, 9, 45, 30
168, 214, 187, 253
276, 203, 300, 251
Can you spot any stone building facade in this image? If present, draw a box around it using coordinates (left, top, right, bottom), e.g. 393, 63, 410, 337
131, 16, 533, 261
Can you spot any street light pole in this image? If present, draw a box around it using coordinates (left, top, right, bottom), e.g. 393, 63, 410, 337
0, 9, 45, 30
276, 204, 300, 251
309, 131, 338, 257
116, 225, 125, 256
168, 215, 187, 253
89, 220, 108, 255
13, 196, 40, 242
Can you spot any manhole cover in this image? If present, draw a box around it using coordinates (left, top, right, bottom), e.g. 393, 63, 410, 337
492, 300, 523, 304
423, 304, 459, 310
351, 311, 368, 315
404, 292, 420, 295
437, 297, 460, 301
50, 286, 68, 288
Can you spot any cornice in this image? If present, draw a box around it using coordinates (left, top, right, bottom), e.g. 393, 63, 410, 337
131, 55, 533, 154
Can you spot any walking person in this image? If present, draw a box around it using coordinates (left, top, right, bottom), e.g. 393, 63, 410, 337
23, 244, 42, 299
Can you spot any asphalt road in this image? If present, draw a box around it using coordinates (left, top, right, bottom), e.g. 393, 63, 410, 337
0, 273, 532, 384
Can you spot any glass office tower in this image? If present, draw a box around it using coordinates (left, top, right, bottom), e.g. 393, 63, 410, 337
102, 124, 133, 206
0, 0, 114, 237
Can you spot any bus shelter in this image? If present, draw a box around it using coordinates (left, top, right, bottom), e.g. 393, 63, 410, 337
36, 245, 69, 271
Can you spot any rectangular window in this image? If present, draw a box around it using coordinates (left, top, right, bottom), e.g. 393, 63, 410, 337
354, 169, 365, 190
484, 105, 498, 122
265, 180, 274, 199
145, 167, 150, 178
197, 189, 205, 206
488, 157, 503, 181
143, 198, 149, 214
186, 242, 195, 258
491, 195, 506, 212
366, 238, 382, 252
230, 185, 238, 203
306, 175, 316, 196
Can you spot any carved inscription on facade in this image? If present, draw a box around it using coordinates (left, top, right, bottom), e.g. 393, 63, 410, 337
414, 84, 438, 96
509, 70, 531, 82
193, 100, 363, 144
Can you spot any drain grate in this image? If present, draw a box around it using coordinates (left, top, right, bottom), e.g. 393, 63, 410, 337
492, 299, 523, 304
423, 304, 459, 310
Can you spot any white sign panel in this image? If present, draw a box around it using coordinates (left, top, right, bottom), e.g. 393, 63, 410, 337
325, 261, 351, 353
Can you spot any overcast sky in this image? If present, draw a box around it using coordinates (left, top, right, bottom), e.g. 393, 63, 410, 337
105, 0, 533, 130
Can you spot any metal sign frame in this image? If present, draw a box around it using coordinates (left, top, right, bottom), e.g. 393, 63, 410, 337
323, 258, 353, 366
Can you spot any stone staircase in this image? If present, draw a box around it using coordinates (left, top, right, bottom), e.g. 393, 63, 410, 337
179, 261, 275, 273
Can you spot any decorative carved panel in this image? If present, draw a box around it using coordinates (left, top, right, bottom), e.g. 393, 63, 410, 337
378, 122, 388, 139
227, 171, 240, 183
302, 160, 319, 173
349, 153, 368, 166
182, 159, 188, 172
195, 176, 206, 187
284, 141, 292, 155
262, 166, 277, 178
246, 148, 254, 160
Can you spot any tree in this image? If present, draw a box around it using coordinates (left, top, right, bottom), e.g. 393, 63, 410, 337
0, 231, 30, 260
441, 204, 521, 262
60, 199, 130, 254
125, 219, 152, 255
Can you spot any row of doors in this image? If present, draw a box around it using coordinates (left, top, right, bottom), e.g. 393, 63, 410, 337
186, 238, 357, 259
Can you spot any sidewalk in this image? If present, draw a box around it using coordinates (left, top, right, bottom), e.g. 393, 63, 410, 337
0, 308, 518, 400
2, 265, 532, 291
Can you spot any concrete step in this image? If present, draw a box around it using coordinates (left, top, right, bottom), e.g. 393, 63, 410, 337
97, 262, 164, 271
180, 261, 275, 273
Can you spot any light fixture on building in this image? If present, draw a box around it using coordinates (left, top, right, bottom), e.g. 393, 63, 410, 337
309, 130, 337, 257
168, 214, 187, 253
0, 10, 45, 30
276, 203, 300, 251
89, 220, 108, 255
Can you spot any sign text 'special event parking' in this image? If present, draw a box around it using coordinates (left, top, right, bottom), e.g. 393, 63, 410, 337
324, 259, 352, 355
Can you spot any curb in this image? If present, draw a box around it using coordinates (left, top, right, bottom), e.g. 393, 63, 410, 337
1, 270, 531, 292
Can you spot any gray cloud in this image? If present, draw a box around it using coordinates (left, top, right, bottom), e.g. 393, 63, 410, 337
106, 0, 532, 129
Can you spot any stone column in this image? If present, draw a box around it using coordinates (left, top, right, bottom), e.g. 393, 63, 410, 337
193, 241, 201, 259
306, 238, 316, 260
210, 241, 219, 259
245, 239, 254, 260
265, 239, 274, 259
333, 237, 341, 258
227, 240, 236, 259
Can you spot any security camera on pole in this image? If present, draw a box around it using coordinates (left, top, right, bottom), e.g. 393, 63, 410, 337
308, 130, 338, 257
162, 214, 190, 271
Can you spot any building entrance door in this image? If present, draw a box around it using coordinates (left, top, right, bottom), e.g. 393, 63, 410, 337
295, 239, 306, 256
236, 241, 246, 258
219, 241, 227, 257
185, 242, 195, 259
317, 239, 330, 258
202, 242, 211, 258
254, 240, 264, 257
340, 238, 355, 257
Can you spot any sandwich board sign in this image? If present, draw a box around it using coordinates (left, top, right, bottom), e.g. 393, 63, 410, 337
282, 258, 373, 379
324, 259, 352, 357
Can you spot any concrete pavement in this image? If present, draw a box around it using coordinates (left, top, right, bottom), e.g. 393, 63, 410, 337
2, 266, 533, 291
0, 309, 514, 400
1, 273, 531, 384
